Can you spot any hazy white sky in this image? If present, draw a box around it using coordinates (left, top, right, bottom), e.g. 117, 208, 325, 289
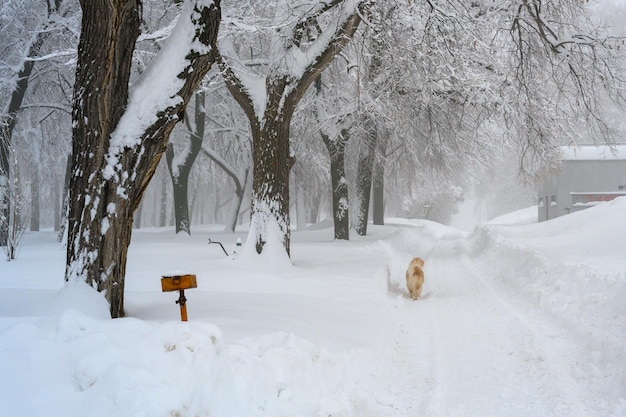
593, 0, 626, 35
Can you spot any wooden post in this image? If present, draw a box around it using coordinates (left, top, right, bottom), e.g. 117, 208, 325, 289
161, 274, 197, 321
176, 289, 188, 321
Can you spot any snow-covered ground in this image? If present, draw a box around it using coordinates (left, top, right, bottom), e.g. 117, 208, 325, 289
1, 198, 625, 417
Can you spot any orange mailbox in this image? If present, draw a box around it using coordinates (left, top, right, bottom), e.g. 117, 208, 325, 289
161, 274, 197, 321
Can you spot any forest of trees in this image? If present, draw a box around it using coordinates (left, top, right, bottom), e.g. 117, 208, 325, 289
1, 0, 624, 317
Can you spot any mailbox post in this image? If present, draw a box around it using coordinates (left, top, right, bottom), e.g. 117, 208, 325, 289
161, 274, 197, 321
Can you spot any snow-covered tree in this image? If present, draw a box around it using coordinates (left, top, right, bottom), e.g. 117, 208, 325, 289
504, 0, 625, 180
198, 78, 252, 233
350, 0, 625, 231
350, 2, 504, 233
313, 71, 355, 240
166, 90, 206, 234
289, 111, 331, 227
0, 0, 76, 245
66, 0, 221, 318
218, 0, 370, 257
0, 135, 28, 260
200, 141, 251, 233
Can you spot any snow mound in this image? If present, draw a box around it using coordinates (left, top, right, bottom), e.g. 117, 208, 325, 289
48, 281, 111, 319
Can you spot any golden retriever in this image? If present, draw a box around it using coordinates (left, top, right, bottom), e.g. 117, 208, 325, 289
406, 257, 425, 300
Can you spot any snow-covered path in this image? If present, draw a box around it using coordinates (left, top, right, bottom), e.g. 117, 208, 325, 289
389, 256, 586, 416
382, 216, 625, 417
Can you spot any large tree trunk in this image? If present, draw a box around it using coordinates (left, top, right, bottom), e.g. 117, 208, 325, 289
219, 68, 299, 255
66, 0, 220, 318
166, 90, 205, 234
249, 92, 295, 255
0, 133, 8, 247
66, 0, 143, 318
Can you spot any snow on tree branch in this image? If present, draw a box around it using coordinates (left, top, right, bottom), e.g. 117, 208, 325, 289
105, 0, 218, 183
218, 0, 368, 122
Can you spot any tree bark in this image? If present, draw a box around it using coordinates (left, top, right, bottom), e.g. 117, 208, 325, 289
66, 0, 220, 318
249, 90, 295, 255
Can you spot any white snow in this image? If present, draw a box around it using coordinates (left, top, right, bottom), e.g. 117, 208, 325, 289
1, 198, 626, 416
218, 37, 268, 120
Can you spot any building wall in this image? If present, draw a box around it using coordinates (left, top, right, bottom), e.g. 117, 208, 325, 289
538, 159, 626, 221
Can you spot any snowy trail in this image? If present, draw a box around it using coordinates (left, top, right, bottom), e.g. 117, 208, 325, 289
386, 242, 605, 417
